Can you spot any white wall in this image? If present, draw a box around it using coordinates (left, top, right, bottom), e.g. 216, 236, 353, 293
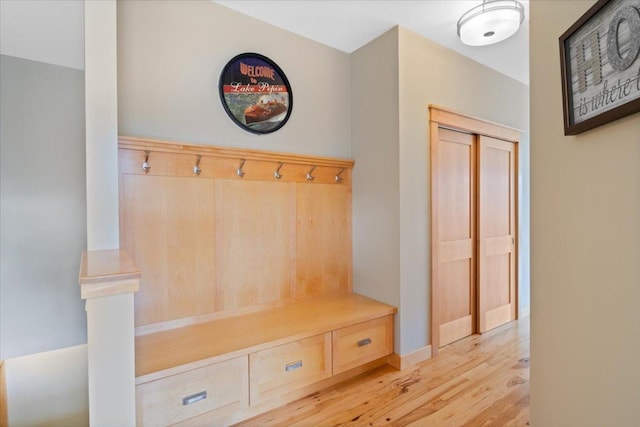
117, 0, 351, 158
530, 1, 640, 425
352, 26, 530, 355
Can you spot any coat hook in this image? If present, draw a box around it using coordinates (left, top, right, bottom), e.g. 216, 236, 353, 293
193, 155, 202, 175
237, 159, 246, 178
274, 162, 283, 180
306, 165, 316, 182
142, 151, 151, 173
335, 168, 345, 183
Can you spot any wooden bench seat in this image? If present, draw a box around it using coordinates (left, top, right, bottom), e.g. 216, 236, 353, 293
135, 293, 396, 384
134, 293, 396, 426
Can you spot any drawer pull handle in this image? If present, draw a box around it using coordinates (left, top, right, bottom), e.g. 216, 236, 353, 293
285, 360, 303, 372
182, 391, 207, 406
357, 338, 372, 347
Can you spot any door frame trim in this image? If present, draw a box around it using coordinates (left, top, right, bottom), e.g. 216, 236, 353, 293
429, 105, 521, 356
429, 106, 521, 143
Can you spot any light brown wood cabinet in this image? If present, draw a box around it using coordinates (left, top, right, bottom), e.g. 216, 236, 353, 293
136, 356, 248, 427
332, 316, 394, 374
134, 297, 395, 426
119, 137, 397, 425
249, 333, 332, 405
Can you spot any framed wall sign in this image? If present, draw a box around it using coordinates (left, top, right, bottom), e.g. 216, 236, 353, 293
219, 53, 293, 135
559, 0, 640, 135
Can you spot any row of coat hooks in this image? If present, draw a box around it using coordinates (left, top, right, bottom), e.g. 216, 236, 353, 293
142, 151, 345, 183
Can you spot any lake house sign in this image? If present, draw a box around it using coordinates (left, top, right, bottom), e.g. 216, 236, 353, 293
560, 0, 640, 135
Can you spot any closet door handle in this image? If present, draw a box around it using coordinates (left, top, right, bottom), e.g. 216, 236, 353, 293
182, 390, 207, 406
357, 338, 372, 347
285, 360, 303, 372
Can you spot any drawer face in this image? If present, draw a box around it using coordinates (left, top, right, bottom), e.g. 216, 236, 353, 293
332, 315, 393, 374
136, 356, 248, 426
249, 333, 332, 406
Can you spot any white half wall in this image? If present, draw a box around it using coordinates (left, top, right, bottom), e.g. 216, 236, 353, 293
86, 294, 136, 427
5, 345, 88, 427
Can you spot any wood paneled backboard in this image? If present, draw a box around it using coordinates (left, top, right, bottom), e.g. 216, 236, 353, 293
118, 136, 354, 333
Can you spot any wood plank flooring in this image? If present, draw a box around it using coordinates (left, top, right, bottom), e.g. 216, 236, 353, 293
0, 360, 7, 427
234, 317, 529, 427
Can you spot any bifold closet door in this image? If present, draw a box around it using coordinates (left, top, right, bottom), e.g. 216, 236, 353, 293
478, 136, 516, 332
432, 127, 476, 348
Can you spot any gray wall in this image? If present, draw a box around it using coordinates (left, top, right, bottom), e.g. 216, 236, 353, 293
117, 1, 352, 158
0, 54, 86, 359
351, 27, 530, 354
397, 27, 530, 352
351, 28, 401, 340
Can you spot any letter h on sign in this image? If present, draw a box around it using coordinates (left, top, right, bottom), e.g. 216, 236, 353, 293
576, 31, 603, 92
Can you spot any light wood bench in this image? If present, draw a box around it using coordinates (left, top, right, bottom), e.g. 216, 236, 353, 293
115, 137, 397, 425
135, 293, 396, 426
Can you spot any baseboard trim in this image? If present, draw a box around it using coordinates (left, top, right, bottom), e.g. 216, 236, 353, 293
387, 345, 432, 370
519, 305, 530, 318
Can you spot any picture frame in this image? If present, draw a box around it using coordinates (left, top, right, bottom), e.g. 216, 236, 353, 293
559, 0, 640, 135
219, 53, 293, 135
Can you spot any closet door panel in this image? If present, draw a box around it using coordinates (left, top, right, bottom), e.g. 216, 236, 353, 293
440, 260, 472, 322
432, 127, 476, 348
478, 136, 516, 333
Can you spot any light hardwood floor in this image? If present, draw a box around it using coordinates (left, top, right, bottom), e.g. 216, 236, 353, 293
235, 317, 530, 426
0, 360, 7, 427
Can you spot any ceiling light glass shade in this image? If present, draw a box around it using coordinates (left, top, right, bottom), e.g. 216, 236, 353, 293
457, 0, 524, 46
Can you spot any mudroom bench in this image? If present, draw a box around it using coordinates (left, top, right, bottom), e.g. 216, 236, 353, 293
105, 136, 399, 425
135, 293, 396, 426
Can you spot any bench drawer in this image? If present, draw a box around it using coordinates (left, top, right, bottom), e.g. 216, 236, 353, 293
332, 315, 393, 374
136, 356, 248, 426
249, 333, 331, 405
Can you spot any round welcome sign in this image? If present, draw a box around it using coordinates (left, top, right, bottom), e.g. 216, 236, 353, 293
219, 53, 293, 135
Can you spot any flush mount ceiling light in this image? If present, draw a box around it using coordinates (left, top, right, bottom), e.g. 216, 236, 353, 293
457, 0, 524, 46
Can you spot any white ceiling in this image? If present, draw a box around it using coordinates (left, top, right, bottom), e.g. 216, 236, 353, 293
215, 0, 530, 85
0, 1, 529, 84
